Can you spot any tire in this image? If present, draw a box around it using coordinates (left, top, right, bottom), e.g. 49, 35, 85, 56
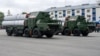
63, 29, 71, 36
18, 29, 24, 36
45, 31, 53, 38
6, 29, 13, 36
23, 28, 30, 37
12, 28, 23, 36
46, 34, 53, 38
32, 28, 42, 38
73, 29, 80, 36
61, 32, 65, 35
13, 28, 19, 36
7, 31, 12, 36
81, 31, 88, 36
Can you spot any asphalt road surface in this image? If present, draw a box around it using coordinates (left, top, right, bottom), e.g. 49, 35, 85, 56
0, 29, 100, 56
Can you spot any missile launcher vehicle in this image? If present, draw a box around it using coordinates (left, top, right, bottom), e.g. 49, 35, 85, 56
2, 12, 61, 38
62, 16, 96, 36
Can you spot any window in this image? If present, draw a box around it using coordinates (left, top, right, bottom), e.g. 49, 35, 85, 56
50, 12, 53, 15
82, 9, 85, 16
63, 10, 66, 17
63, 14, 66, 17
92, 8, 96, 12
63, 10, 66, 12
93, 17, 96, 21
67, 10, 71, 14
55, 14, 57, 18
59, 12, 62, 14
82, 9, 85, 12
93, 12, 96, 15
55, 11, 57, 13
72, 9, 75, 16
76, 10, 80, 13
82, 13, 85, 16
87, 9, 90, 13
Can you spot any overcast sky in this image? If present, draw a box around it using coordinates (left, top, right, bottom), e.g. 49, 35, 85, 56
0, 0, 97, 15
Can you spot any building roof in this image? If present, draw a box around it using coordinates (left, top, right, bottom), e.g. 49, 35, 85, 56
46, 4, 100, 12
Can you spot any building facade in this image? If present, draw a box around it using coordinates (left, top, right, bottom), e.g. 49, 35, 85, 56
46, 3, 100, 23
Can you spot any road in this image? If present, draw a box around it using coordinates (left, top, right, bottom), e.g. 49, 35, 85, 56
0, 30, 100, 56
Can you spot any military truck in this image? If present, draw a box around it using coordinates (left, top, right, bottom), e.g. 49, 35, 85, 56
2, 12, 60, 38
62, 16, 96, 36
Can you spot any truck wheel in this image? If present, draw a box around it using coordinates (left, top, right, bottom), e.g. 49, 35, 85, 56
46, 34, 53, 38
73, 29, 80, 36
23, 28, 30, 37
32, 28, 42, 38
7, 31, 13, 36
45, 31, 53, 38
61, 32, 65, 35
6, 29, 13, 36
63, 29, 71, 36
82, 31, 88, 36
13, 29, 18, 36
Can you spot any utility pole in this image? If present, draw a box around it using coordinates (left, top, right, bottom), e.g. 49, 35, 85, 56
7, 10, 12, 16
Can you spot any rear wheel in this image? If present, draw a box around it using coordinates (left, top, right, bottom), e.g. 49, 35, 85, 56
61, 32, 65, 35
45, 31, 53, 38
32, 28, 42, 38
6, 29, 13, 36
13, 28, 19, 36
81, 31, 88, 36
73, 29, 80, 36
7, 31, 13, 36
63, 29, 71, 36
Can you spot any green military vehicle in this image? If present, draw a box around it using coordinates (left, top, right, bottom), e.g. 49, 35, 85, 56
2, 12, 60, 38
62, 16, 96, 36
